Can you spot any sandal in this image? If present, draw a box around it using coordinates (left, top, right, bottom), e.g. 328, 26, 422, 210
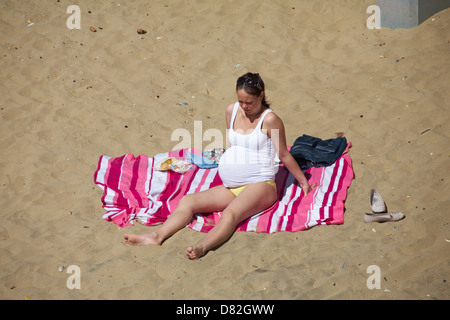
370, 189, 387, 213
364, 212, 405, 223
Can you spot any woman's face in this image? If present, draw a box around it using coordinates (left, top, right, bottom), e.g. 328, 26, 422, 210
237, 89, 263, 115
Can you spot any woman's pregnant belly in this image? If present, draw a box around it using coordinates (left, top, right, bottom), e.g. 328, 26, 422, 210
218, 146, 274, 188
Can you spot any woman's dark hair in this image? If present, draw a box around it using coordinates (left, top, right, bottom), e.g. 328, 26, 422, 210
236, 72, 271, 108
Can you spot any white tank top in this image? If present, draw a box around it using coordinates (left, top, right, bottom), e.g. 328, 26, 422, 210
218, 102, 276, 188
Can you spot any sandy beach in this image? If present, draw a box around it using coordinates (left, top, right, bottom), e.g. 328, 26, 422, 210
1, 0, 449, 300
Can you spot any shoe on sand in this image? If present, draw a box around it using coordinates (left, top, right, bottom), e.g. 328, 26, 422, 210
370, 189, 387, 213
364, 212, 405, 223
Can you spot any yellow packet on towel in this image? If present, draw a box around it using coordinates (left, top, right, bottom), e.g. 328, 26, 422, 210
155, 157, 192, 174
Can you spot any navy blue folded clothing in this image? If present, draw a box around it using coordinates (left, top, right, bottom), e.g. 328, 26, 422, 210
290, 135, 347, 171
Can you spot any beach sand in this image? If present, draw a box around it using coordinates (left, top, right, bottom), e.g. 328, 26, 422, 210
1, 0, 449, 300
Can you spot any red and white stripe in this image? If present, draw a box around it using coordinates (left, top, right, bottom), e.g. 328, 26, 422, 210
94, 148, 353, 233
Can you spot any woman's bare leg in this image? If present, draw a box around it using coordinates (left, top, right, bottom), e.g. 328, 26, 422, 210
186, 181, 277, 260
124, 185, 235, 246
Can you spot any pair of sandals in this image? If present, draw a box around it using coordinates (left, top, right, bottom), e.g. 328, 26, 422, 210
364, 189, 405, 223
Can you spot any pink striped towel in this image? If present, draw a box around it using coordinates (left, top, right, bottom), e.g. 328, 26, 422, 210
93, 146, 353, 233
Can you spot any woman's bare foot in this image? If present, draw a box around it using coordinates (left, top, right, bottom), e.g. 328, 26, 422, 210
186, 244, 206, 260
123, 232, 162, 246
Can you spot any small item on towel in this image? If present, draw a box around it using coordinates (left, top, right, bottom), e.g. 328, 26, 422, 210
203, 148, 225, 163
170, 161, 192, 174
186, 151, 216, 169
155, 157, 176, 171
186, 148, 225, 169
290, 134, 348, 170
155, 157, 192, 174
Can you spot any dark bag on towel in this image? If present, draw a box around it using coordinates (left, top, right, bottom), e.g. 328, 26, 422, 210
290, 134, 347, 170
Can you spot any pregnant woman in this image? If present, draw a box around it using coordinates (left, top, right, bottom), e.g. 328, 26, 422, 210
124, 73, 312, 259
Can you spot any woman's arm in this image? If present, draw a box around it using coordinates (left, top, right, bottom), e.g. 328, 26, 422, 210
265, 113, 312, 195
225, 103, 234, 149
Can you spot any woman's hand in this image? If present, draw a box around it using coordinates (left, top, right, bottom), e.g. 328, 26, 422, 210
301, 183, 312, 196
264, 112, 315, 197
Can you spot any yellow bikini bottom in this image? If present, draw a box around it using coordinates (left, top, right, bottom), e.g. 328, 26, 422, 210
228, 180, 277, 197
